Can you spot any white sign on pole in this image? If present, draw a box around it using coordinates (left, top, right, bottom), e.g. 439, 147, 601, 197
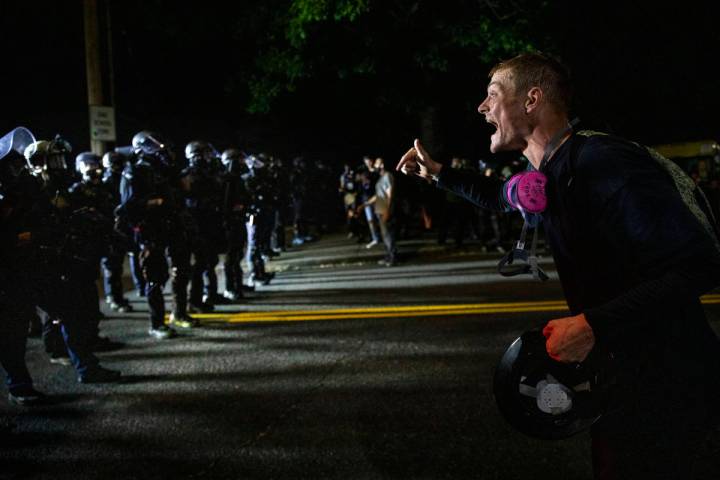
89, 105, 117, 142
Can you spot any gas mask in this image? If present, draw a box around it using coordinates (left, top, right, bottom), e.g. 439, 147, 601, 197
497, 119, 578, 281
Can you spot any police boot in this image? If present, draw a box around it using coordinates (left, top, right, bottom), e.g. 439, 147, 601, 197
168, 311, 199, 329
106, 296, 134, 313
222, 289, 244, 302
249, 271, 274, 287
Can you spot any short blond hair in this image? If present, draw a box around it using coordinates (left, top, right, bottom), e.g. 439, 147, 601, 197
490, 52, 573, 114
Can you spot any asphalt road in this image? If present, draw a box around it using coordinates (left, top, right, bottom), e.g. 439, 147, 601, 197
2, 233, 720, 479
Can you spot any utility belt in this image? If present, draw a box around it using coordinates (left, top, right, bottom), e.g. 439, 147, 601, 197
133, 214, 187, 245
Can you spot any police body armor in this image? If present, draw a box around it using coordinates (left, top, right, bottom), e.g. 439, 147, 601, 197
222, 169, 250, 229
243, 166, 274, 221
118, 159, 186, 247
179, 163, 224, 249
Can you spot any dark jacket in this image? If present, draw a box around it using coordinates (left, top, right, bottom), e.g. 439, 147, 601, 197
437, 132, 720, 385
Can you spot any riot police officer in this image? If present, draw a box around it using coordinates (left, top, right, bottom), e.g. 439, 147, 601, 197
268, 155, 289, 254
102, 151, 146, 301
180, 140, 226, 311
244, 154, 275, 286
117, 130, 196, 339
68, 152, 132, 349
0, 127, 47, 403
219, 148, 250, 301
25, 136, 79, 364
289, 156, 310, 246
23, 137, 121, 382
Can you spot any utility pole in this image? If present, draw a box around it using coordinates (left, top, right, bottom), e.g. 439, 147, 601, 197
84, 0, 116, 154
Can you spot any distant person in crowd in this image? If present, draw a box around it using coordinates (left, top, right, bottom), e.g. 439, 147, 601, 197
268, 155, 289, 254
289, 156, 312, 246
360, 157, 397, 266
357, 158, 381, 248
339, 162, 360, 239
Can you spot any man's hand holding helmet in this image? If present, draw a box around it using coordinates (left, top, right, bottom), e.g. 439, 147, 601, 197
543, 313, 595, 363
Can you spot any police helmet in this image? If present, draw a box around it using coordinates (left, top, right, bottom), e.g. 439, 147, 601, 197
270, 156, 283, 168
132, 130, 164, 154
245, 154, 264, 170
132, 130, 175, 165
75, 152, 103, 182
184, 140, 211, 166
493, 329, 613, 440
102, 151, 126, 174
24, 136, 71, 176
292, 156, 305, 169
221, 148, 247, 173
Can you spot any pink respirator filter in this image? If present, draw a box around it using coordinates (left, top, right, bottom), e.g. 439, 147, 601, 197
505, 171, 547, 214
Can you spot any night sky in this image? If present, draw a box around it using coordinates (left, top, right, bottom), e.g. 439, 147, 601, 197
2, 1, 719, 166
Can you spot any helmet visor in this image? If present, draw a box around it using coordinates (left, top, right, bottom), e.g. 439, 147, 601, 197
0, 127, 36, 161
137, 134, 166, 155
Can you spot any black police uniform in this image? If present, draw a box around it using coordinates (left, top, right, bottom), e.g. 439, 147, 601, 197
102, 167, 144, 302
268, 160, 289, 253
244, 164, 274, 284
179, 161, 225, 307
23, 171, 106, 378
0, 172, 37, 396
289, 160, 309, 243
68, 178, 120, 324
118, 156, 191, 330
221, 164, 250, 297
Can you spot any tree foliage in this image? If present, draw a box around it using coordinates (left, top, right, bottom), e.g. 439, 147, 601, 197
246, 0, 555, 114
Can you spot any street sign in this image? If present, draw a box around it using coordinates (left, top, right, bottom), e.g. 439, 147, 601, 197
89, 105, 116, 142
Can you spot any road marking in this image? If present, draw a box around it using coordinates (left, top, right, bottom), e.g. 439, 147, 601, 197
188, 294, 720, 324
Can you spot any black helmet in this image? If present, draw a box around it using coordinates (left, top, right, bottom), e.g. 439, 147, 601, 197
493, 330, 613, 440
24, 135, 72, 177
184, 140, 211, 166
75, 152, 103, 182
102, 151, 126, 174
132, 130, 165, 155
244, 154, 265, 170
131, 130, 173, 166
292, 156, 305, 169
270, 156, 283, 168
221, 148, 247, 174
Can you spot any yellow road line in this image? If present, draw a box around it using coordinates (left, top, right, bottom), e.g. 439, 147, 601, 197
192, 300, 566, 318
191, 301, 569, 320
186, 294, 720, 324
220, 305, 569, 323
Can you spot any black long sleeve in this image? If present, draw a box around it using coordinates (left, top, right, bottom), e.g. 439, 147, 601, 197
582, 179, 720, 342
435, 167, 508, 212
